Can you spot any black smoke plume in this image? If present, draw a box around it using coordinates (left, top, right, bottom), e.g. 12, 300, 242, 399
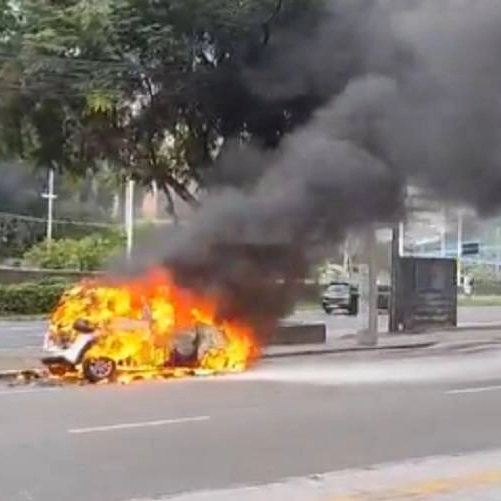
125, 0, 501, 336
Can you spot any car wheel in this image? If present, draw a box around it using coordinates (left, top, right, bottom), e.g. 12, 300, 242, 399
347, 296, 359, 316
47, 364, 69, 377
82, 357, 116, 383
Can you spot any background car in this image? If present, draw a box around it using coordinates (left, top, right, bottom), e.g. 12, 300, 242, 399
320, 282, 390, 316
321, 282, 359, 316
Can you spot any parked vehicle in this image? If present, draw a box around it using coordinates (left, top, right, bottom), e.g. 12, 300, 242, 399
321, 282, 359, 316
321, 282, 390, 316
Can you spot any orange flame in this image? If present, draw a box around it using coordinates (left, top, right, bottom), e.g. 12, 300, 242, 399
47, 267, 259, 381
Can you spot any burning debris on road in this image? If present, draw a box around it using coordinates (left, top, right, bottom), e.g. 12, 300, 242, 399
40, 267, 258, 384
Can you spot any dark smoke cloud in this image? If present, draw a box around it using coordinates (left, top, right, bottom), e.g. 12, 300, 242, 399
249, 0, 501, 212
124, 0, 501, 336
0, 161, 46, 215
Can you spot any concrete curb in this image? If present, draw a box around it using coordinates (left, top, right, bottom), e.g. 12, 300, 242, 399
262, 341, 437, 359
453, 323, 501, 332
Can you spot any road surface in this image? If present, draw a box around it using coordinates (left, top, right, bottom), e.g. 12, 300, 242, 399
1, 306, 501, 350
2, 348, 501, 500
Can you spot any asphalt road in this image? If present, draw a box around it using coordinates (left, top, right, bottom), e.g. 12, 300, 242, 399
0, 319, 47, 349
2, 349, 501, 501
1, 306, 501, 350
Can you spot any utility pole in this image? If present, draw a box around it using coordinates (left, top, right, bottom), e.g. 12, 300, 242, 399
398, 221, 405, 257
152, 181, 159, 222
357, 224, 378, 346
124, 178, 135, 259
342, 237, 350, 276
389, 221, 401, 333
457, 208, 463, 289
440, 206, 447, 257
41, 168, 57, 245
368, 226, 378, 340
496, 226, 501, 276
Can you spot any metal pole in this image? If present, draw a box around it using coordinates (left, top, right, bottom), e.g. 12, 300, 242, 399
125, 178, 135, 259
368, 225, 378, 341
389, 221, 400, 333
457, 209, 463, 288
342, 237, 350, 276
41, 168, 56, 245
496, 226, 501, 276
398, 221, 405, 257
152, 181, 159, 222
358, 224, 378, 346
440, 206, 447, 258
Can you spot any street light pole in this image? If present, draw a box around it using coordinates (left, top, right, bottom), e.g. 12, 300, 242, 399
440, 206, 447, 258
398, 221, 405, 257
457, 209, 463, 288
357, 224, 378, 346
124, 178, 135, 259
368, 225, 378, 343
41, 168, 57, 245
496, 226, 501, 276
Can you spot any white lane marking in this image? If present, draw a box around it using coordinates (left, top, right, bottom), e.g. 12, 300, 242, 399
446, 385, 501, 395
0, 345, 41, 351
0, 325, 45, 331
0, 388, 57, 396
68, 415, 210, 434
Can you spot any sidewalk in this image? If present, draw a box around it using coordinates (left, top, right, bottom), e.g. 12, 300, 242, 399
265, 328, 501, 358
148, 449, 501, 501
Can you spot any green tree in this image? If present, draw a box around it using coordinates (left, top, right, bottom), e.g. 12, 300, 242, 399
0, 0, 325, 209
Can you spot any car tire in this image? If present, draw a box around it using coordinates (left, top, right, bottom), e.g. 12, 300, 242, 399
322, 305, 334, 315
82, 357, 116, 383
347, 296, 359, 316
47, 364, 69, 377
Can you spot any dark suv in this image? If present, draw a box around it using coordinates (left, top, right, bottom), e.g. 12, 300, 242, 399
321, 282, 390, 316
321, 282, 359, 316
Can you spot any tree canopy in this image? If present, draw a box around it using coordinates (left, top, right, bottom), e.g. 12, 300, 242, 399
0, 0, 325, 207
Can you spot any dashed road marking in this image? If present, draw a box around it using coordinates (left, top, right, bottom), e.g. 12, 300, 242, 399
0, 388, 57, 396
445, 384, 501, 395
68, 415, 210, 434
0, 345, 41, 351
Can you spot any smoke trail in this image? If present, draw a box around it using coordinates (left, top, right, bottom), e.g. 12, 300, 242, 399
126, 0, 501, 332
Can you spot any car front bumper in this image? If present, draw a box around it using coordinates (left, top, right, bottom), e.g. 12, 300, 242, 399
41, 333, 96, 368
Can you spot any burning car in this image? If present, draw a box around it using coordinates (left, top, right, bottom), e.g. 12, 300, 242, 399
41, 269, 256, 383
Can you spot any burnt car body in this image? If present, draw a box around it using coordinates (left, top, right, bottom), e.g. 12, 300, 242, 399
41, 316, 225, 383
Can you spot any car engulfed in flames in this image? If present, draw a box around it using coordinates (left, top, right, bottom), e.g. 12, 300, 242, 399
41, 268, 258, 383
